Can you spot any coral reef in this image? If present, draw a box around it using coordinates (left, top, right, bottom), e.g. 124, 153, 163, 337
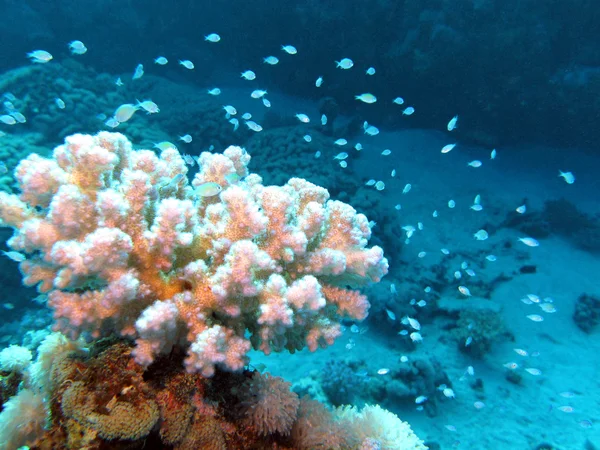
573, 293, 600, 333
452, 309, 510, 359
0, 131, 387, 377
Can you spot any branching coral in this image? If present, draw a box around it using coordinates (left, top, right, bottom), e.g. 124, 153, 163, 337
0, 132, 388, 376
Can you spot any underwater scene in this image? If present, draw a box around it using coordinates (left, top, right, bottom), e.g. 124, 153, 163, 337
0, 1, 598, 449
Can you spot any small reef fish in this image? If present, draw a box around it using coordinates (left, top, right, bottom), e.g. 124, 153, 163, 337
195, 182, 222, 197
526, 314, 544, 322
519, 237, 539, 247
334, 139, 347, 146
333, 152, 348, 160
204, 33, 221, 42
153, 141, 177, 151
441, 144, 456, 154
68, 40, 87, 55
281, 45, 297, 54
366, 67, 376, 75
179, 134, 192, 143
262, 98, 271, 108
251, 90, 267, 99
114, 104, 138, 123
525, 368, 542, 376
473, 230, 489, 241
403, 106, 415, 115
393, 97, 405, 105
377, 368, 389, 375
223, 105, 237, 116
315, 76, 323, 87
2, 250, 25, 262
303, 135, 312, 142
136, 100, 159, 114
516, 205, 526, 214
335, 58, 354, 69
295, 113, 310, 123
558, 170, 575, 184
355, 93, 377, 104
402, 184, 412, 194
321, 114, 327, 125
132, 64, 144, 80
0, 115, 16, 125
375, 181, 385, 191
241, 70, 256, 80
207, 88, 221, 95
154, 56, 168, 65
458, 286, 471, 296
491, 149, 497, 159
115, 77, 124, 86
179, 60, 194, 69
447, 115, 459, 131
381, 149, 391, 156
468, 160, 482, 168
229, 118, 239, 131
448, 200, 456, 208
27, 50, 53, 63
263, 56, 279, 65
245, 121, 263, 132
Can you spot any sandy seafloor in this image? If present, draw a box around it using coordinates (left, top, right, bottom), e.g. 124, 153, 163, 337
236, 93, 600, 449
2, 81, 599, 448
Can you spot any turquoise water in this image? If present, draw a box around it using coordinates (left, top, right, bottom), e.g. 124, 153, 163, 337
0, 1, 598, 449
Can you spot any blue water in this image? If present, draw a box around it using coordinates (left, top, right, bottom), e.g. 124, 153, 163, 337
0, 1, 599, 449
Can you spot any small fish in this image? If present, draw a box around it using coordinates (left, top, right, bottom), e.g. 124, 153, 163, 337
447, 115, 459, 131
381, 149, 392, 156
366, 180, 376, 186
514, 348, 529, 356
504, 362, 519, 370
474, 195, 481, 205
486, 255, 497, 262
355, 143, 363, 151
364, 125, 379, 136
403, 106, 415, 115
315, 76, 323, 87
441, 144, 456, 154
2, 303, 14, 310
418, 251, 426, 258
263, 56, 279, 65
539, 303, 557, 313
443, 388, 455, 398
526, 314, 544, 322
366, 67, 376, 75
417, 300, 427, 307
454, 271, 461, 280
458, 286, 471, 297
448, 200, 456, 208
559, 391, 576, 398
377, 368, 390, 375
182, 154, 195, 166
132, 63, 144, 80
314, 151, 321, 158
518, 237, 539, 247
115, 77, 124, 86
245, 121, 263, 132
415, 395, 428, 404
0, 115, 16, 125
303, 135, 312, 142
105, 118, 120, 128
471, 204, 483, 211
335, 58, 354, 69
114, 104, 138, 123
579, 420, 592, 429
195, 182, 222, 197
154, 56, 168, 65
136, 99, 159, 114
27, 50, 53, 63
468, 160, 482, 168
334, 138, 347, 146
153, 141, 177, 151
68, 40, 87, 55
208, 88, 221, 96
404, 316, 421, 331
400, 355, 409, 363
355, 93, 377, 104
525, 368, 542, 376
490, 149, 497, 159
281, 45, 297, 54
558, 170, 575, 184
2, 250, 25, 262
223, 105, 237, 115
403, 184, 412, 194
558, 406, 574, 413
465, 336, 473, 347
262, 98, 271, 108
375, 181, 385, 191
445, 425, 457, 432
179, 60, 194, 69
465, 269, 476, 277
393, 97, 405, 105
241, 70, 256, 80
251, 89, 268, 99
204, 33, 221, 42
385, 309, 396, 321
229, 118, 239, 131
11, 112, 26, 123
516, 205, 526, 214
473, 230, 489, 241
333, 152, 348, 160
473, 401, 485, 410
295, 113, 310, 123
410, 332, 423, 342
55, 98, 66, 109
441, 248, 450, 255
179, 134, 192, 143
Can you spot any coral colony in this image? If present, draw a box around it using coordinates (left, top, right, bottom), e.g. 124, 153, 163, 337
0, 132, 426, 448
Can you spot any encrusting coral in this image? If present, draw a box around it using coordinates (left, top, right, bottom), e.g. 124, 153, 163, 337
0, 131, 388, 377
